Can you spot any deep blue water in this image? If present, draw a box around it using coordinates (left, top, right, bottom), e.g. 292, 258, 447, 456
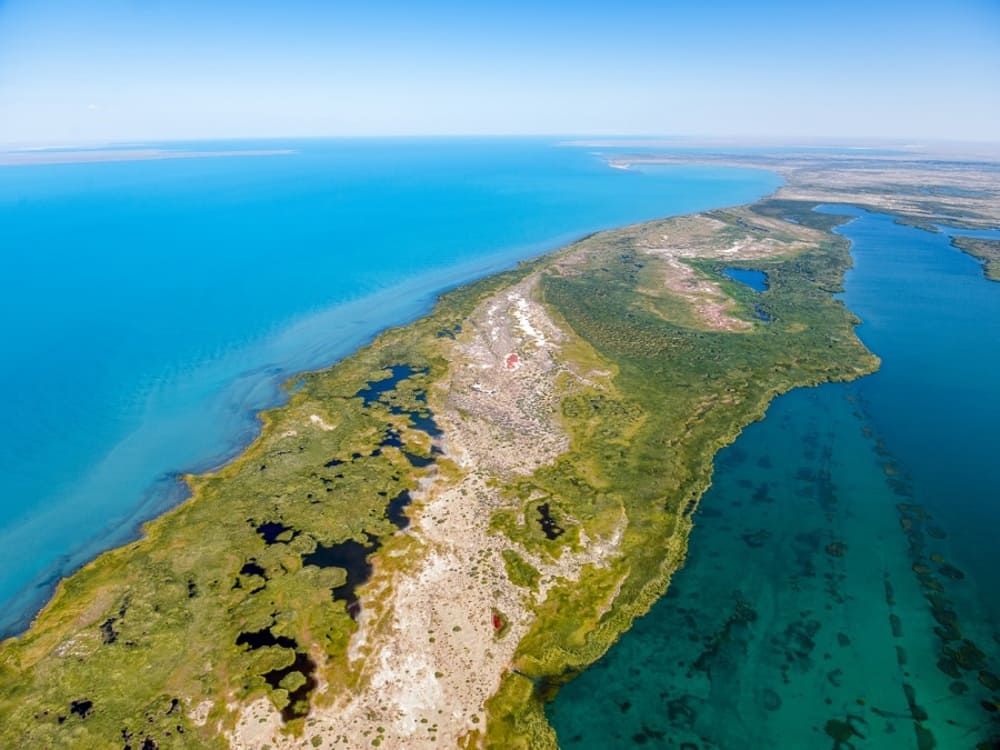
0, 138, 781, 636
723, 268, 769, 292
549, 208, 1000, 747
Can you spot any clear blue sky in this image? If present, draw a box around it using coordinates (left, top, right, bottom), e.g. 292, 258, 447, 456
0, 0, 998, 144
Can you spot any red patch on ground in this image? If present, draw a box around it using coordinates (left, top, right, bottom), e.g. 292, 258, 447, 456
505, 353, 520, 370
492, 613, 503, 631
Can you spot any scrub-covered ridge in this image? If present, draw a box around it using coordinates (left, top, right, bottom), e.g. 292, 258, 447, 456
0, 200, 877, 749
951, 236, 1000, 281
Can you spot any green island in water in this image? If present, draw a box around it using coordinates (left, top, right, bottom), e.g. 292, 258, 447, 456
0, 197, 882, 748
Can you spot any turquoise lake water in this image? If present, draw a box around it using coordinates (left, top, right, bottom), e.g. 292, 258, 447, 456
549, 208, 1000, 747
0, 138, 782, 637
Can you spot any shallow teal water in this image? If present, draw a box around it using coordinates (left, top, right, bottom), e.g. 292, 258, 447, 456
0, 138, 781, 636
548, 208, 1000, 748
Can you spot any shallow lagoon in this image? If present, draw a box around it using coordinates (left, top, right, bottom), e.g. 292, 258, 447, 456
549, 208, 1000, 747
0, 139, 781, 636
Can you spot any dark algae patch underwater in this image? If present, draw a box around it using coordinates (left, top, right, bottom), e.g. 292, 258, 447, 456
0, 198, 881, 748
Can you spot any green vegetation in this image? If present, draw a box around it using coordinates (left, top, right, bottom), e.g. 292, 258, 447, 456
0, 199, 878, 749
501, 550, 541, 592
951, 236, 1000, 281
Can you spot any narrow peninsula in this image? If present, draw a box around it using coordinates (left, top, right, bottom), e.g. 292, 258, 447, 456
0, 199, 878, 749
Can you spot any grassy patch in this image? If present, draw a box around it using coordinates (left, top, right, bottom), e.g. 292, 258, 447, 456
501, 550, 541, 592
951, 236, 1000, 281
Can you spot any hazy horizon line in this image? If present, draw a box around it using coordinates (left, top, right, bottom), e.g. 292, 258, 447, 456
3, 133, 1000, 150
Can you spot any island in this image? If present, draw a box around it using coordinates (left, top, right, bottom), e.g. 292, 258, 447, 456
0, 195, 881, 749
